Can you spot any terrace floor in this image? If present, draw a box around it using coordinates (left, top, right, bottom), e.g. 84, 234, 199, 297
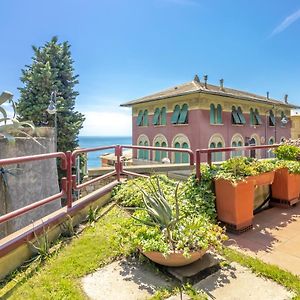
227, 204, 300, 276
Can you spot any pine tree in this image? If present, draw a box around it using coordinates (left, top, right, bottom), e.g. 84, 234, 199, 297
17, 36, 85, 153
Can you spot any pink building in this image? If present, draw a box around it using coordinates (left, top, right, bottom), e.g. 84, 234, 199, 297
121, 75, 298, 163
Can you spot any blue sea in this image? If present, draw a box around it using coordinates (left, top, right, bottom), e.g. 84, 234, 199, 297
79, 136, 132, 168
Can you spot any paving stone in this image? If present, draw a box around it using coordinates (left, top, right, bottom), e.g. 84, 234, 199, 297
194, 262, 295, 300
81, 257, 174, 300
166, 252, 220, 282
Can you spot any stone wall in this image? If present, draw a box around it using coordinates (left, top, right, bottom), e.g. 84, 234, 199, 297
0, 129, 61, 239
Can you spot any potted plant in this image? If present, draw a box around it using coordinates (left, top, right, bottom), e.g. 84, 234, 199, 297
123, 177, 226, 267
214, 157, 276, 231
272, 145, 300, 206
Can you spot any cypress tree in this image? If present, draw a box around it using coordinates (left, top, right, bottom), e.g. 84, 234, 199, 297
17, 36, 85, 153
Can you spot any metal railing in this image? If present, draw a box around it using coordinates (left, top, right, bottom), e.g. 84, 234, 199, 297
0, 152, 67, 225
195, 144, 280, 181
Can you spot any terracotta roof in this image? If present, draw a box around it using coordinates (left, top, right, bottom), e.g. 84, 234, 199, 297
121, 78, 299, 108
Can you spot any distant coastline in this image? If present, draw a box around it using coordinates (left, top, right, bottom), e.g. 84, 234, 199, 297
78, 136, 132, 168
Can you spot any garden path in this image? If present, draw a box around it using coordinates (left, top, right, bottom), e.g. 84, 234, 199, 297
227, 204, 300, 275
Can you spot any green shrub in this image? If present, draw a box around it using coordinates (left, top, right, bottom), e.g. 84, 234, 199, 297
214, 157, 276, 182
275, 160, 300, 174
274, 145, 300, 161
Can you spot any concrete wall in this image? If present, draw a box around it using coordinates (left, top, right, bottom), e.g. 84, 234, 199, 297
0, 128, 61, 239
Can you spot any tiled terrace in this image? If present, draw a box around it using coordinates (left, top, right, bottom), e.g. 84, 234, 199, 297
227, 204, 300, 275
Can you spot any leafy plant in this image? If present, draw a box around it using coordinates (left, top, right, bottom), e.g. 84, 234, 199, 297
274, 144, 300, 161
214, 157, 276, 182
29, 226, 51, 262
275, 160, 300, 174
60, 215, 75, 237
121, 177, 227, 256
86, 205, 100, 226
0, 92, 36, 142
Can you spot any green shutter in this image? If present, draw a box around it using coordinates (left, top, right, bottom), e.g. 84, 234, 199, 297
210, 104, 216, 124
178, 104, 188, 124
231, 141, 237, 157
152, 108, 160, 125
182, 142, 189, 163
250, 108, 254, 125
144, 141, 149, 160
254, 109, 262, 125
160, 107, 167, 125
269, 110, 275, 126
232, 107, 241, 124
171, 105, 180, 124
136, 110, 143, 126
154, 141, 160, 162
216, 142, 223, 161
161, 141, 167, 159
174, 142, 181, 163
143, 110, 148, 126
217, 104, 222, 124
138, 141, 143, 159
237, 107, 246, 124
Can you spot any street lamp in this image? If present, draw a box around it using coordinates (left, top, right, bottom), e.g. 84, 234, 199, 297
46, 91, 58, 150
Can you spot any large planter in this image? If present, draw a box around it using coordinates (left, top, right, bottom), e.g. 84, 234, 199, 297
214, 178, 255, 230
271, 168, 300, 204
249, 171, 275, 186
142, 249, 207, 267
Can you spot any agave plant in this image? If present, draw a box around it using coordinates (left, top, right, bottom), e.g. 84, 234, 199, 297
0, 91, 36, 142
134, 177, 181, 250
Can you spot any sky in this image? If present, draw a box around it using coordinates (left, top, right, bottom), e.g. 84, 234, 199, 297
1, 0, 300, 136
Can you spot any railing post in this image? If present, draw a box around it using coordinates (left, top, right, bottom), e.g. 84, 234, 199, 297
115, 145, 121, 182
66, 151, 73, 209
195, 150, 201, 181
207, 151, 212, 165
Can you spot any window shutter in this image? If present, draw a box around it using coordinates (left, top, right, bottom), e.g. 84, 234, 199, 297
254, 109, 262, 125
171, 105, 181, 124
174, 142, 181, 163
210, 104, 216, 124
143, 110, 149, 126
237, 107, 246, 124
232, 107, 241, 124
161, 141, 167, 159
269, 110, 275, 126
136, 110, 143, 126
160, 107, 167, 125
217, 104, 222, 124
152, 108, 160, 125
154, 141, 160, 161
178, 104, 188, 124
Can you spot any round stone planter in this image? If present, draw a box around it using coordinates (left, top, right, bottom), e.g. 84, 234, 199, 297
142, 249, 207, 267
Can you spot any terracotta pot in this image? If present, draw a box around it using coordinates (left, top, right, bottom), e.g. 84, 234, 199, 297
142, 249, 207, 267
248, 171, 275, 186
271, 168, 300, 201
214, 179, 255, 230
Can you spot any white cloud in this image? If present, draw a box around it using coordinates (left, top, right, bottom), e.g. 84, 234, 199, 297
80, 109, 132, 136
271, 8, 300, 36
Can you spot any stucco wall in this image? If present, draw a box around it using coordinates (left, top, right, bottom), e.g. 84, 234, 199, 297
131, 94, 291, 161
0, 130, 61, 239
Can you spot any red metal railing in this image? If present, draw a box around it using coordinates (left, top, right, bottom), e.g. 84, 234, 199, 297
195, 144, 280, 180
120, 144, 195, 178
0, 152, 67, 225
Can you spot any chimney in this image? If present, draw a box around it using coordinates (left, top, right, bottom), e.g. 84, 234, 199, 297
220, 78, 224, 91
203, 75, 208, 88
266, 91, 269, 99
284, 94, 288, 104
194, 74, 200, 83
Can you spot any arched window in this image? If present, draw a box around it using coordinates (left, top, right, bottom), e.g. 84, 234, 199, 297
268, 137, 275, 158
137, 134, 150, 160
154, 141, 160, 161
231, 134, 244, 157
161, 141, 167, 159
160, 107, 167, 125
152, 108, 160, 125
217, 104, 222, 124
174, 142, 181, 163
137, 110, 143, 126
172, 134, 190, 163
208, 134, 225, 162
138, 140, 143, 159
172, 104, 189, 124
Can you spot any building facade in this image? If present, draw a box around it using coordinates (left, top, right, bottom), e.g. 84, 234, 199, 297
121, 75, 297, 163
